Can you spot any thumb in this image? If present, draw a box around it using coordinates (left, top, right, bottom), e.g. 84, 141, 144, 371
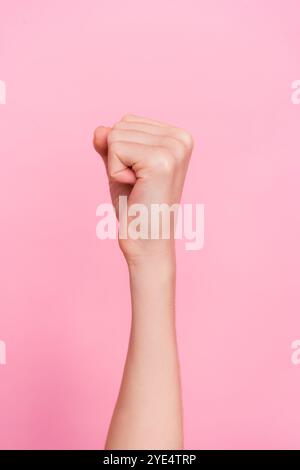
93, 126, 111, 162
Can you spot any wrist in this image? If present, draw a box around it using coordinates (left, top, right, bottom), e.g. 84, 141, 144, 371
125, 242, 176, 271
127, 250, 176, 321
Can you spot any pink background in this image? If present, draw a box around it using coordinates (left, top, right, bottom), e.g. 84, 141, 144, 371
0, 0, 300, 450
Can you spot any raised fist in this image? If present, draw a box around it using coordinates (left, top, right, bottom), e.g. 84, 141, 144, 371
93, 114, 193, 262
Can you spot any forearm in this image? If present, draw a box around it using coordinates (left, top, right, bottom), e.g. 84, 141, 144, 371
94, 113, 193, 450
105, 250, 183, 450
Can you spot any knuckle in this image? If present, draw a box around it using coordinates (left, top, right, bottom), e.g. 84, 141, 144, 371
173, 139, 187, 161
177, 129, 194, 153
113, 120, 125, 129
121, 113, 134, 121
184, 131, 194, 152
161, 136, 186, 162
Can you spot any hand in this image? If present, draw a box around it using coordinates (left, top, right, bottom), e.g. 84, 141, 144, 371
94, 114, 191, 449
93, 114, 193, 263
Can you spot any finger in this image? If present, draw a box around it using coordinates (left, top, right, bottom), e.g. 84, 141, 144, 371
93, 126, 111, 164
121, 113, 171, 128
108, 129, 186, 161
108, 141, 168, 184
114, 121, 193, 152
108, 140, 139, 185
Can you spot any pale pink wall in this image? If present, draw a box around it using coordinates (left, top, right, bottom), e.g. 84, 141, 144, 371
0, 0, 300, 449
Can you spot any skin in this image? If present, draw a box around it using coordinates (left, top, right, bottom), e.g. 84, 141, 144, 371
93, 114, 193, 450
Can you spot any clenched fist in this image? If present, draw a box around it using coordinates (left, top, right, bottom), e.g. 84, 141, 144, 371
93, 114, 193, 263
